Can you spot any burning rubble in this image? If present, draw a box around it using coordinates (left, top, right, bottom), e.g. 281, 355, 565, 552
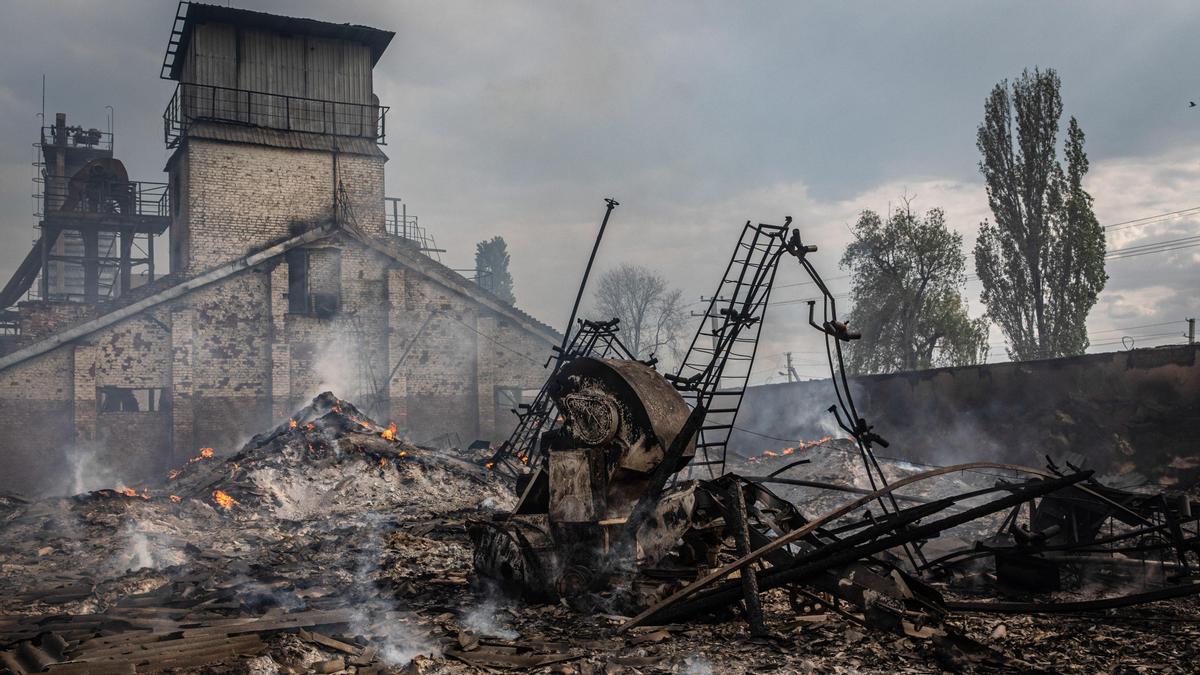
2, 216, 1200, 673
0, 392, 512, 673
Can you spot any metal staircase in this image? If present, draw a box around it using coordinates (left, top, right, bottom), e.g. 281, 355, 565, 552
667, 221, 794, 477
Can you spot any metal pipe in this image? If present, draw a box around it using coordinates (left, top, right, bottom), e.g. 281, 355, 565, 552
559, 198, 618, 358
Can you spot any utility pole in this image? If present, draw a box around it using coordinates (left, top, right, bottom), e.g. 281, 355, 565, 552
1188, 318, 1195, 345
778, 352, 799, 383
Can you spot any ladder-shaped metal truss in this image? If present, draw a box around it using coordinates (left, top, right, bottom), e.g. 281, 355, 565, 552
161, 2, 190, 80
667, 220, 795, 477
488, 318, 642, 478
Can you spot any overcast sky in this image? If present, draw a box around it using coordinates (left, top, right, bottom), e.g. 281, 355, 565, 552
1, 1, 1197, 383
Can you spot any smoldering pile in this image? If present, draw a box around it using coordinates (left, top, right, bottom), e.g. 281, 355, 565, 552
0, 392, 514, 674
163, 392, 498, 520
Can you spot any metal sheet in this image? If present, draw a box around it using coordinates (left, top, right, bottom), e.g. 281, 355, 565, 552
186, 23, 236, 88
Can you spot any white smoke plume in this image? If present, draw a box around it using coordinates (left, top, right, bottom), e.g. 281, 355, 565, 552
463, 597, 519, 640
346, 513, 441, 667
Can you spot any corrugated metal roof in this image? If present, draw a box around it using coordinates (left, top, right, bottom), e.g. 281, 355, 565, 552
168, 3, 393, 82
185, 122, 388, 158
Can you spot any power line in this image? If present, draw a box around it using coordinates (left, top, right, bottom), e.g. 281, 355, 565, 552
1087, 320, 1183, 335
1106, 235, 1200, 260
773, 274, 851, 291
985, 329, 1187, 354
443, 314, 542, 366
1104, 206, 1200, 232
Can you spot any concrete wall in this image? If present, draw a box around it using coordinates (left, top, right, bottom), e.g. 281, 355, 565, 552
730, 344, 1200, 485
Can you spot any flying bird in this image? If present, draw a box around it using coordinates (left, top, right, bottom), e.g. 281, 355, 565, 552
1191, 101, 1197, 107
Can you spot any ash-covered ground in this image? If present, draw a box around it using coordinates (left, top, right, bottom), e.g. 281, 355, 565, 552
1, 396, 1198, 673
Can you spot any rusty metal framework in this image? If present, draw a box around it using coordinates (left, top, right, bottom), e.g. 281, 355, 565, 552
488, 317, 641, 480
473, 207, 1200, 650
383, 198, 443, 262
1, 114, 169, 311
667, 220, 794, 476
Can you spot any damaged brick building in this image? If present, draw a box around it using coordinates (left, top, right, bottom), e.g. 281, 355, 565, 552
0, 4, 558, 496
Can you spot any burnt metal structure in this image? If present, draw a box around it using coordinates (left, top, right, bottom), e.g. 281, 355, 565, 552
916, 459, 1200, 592
0, 113, 168, 312
474, 210, 1200, 642
490, 199, 631, 482
490, 317, 641, 483
667, 219, 806, 476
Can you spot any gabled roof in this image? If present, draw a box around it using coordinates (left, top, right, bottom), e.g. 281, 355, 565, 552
166, 3, 395, 82
0, 224, 559, 373
344, 228, 561, 344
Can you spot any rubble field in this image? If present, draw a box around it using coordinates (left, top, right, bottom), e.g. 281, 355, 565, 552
1, 394, 1199, 674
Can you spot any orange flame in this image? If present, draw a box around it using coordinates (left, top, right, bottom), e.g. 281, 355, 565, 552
747, 436, 835, 463
174, 447, 216, 475
381, 422, 397, 441
169, 495, 181, 503
289, 419, 298, 429
120, 487, 137, 497
379, 457, 388, 467
212, 490, 238, 510
485, 462, 495, 470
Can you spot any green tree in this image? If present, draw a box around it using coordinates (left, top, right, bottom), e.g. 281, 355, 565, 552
474, 236, 516, 305
841, 205, 989, 375
974, 67, 1107, 360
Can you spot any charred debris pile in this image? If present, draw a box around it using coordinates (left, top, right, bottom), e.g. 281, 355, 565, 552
2, 210, 1200, 673
0, 393, 515, 674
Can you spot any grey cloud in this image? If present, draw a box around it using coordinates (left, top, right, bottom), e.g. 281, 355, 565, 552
0, 1, 1197, 379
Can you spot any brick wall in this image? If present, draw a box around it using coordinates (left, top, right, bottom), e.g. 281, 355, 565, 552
14, 301, 95, 343
176, 139, 385, 276
0, 135, 557, 495
0, 308, 173, 495
0, 346, 74, 495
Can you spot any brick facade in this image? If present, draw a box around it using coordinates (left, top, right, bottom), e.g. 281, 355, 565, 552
0, 7, 556, 497
0, 140, 555, 497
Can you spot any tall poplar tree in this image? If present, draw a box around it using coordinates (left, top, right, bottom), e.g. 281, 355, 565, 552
974, 68, 1107, 360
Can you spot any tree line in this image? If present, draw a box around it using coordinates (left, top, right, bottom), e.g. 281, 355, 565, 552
842, 67, 1106, 373
476, 68, 1108, 376
585, 67, 1108, 376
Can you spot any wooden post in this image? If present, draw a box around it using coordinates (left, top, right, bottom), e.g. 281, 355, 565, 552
728, 481, 768, 637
